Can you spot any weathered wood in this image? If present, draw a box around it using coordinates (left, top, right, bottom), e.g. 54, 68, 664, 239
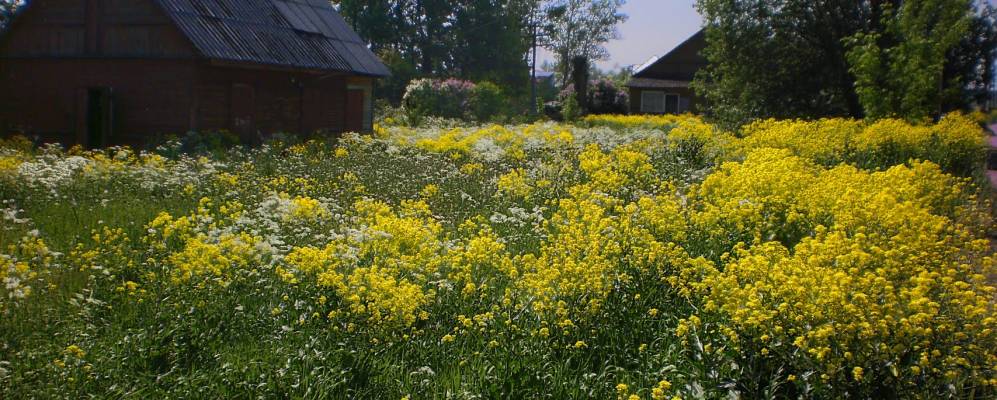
0, 0, 377, 147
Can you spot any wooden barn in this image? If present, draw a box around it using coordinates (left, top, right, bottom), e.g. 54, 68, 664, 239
626, 29, 706, 115
0, 0, 389, 147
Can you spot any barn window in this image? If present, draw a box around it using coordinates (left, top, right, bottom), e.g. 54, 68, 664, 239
641, 91, 681, 114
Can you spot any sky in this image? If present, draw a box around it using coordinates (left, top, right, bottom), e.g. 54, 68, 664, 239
539, 0, 703, 72
541, 0, 997, 72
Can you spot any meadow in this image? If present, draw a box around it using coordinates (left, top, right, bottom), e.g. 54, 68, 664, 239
1, 113, 995, 399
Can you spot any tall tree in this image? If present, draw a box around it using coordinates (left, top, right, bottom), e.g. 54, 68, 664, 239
693, 0, 876, 129
541, 0, 627, 85
944, 3, 997, 112
846, 0, 974, 120
0, 0, 21, 31
334, 0, 539, 102
695, 0, 993, 128
451, 0, 534, 91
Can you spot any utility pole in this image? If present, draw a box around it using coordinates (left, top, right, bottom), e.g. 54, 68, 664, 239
530, 21, 538, 116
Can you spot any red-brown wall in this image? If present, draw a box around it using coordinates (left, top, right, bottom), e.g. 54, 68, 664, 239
0, 0, 368, 147
0, 59, 198, 146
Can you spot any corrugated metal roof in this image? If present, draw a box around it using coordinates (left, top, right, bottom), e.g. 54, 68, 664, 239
153, 0, 389, 76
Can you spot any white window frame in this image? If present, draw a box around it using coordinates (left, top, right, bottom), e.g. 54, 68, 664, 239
640, 91, 681, 114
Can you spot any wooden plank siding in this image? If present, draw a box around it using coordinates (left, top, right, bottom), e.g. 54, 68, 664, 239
0, 0, 382, 147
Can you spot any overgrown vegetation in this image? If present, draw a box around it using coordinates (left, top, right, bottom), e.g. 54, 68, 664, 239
694, 0, 996, 128
1, 114, 994, 398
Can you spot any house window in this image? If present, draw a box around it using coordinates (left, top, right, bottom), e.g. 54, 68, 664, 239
641, 91, 681, 114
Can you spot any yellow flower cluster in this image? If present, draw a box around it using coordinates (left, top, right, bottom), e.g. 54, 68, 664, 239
738, 113, 985, 172
286, 195, 331, 222
577, 144, 657, 196
285, 199, 443, 331
583, 114, 694, 130
496, 168, 532, 199
1, 234, 54, 307
685, 148, 996, 389
584, 113, 985, 174
167, 232, 260, 285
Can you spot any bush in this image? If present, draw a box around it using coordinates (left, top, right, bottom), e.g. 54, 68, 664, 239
469, 81, 507, 122
402, 79, 517, 124
402, 78, 476, 123
587, 79, 629, 114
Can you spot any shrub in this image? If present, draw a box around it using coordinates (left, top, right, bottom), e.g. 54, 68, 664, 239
402, 78, 476, 123
587, 79, 629, 115
469, 81, 507, 122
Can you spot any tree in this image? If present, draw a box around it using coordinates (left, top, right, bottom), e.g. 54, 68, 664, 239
334, 0, 538, 104
846, 0, 975, 121
542, 0, 627, 86
943, 2, 996, 112
1, 0, 21, 31
693, 0, 876, 129
451, 0, 534, 93
695, 0, 993, 128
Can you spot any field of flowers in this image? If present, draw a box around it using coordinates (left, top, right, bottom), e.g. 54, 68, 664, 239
0, 113, 995, 398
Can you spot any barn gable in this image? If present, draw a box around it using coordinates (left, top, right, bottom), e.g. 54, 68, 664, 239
1, 0, 389, 76
0, 0, 197, 58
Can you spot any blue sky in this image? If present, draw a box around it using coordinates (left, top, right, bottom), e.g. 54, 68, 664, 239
539, 0, 703, 71
542, 0, 997, 72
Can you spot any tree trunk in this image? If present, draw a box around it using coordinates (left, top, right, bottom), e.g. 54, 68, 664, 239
571, 56, 589, 114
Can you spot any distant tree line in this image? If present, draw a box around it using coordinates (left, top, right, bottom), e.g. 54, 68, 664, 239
695, 0, 997, 128
332, 0, 626, 107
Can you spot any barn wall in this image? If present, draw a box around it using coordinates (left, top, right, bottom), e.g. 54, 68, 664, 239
0, 0, 196, 58
0, 59, 197, 146
194, 65, 349, 140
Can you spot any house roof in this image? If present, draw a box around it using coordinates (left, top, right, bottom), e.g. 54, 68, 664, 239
631, 29, 706, 81
154, 0, 389, 76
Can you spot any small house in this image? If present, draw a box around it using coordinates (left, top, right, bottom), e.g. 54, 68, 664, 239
0, 0, 389, 147
626, 29, 706, 115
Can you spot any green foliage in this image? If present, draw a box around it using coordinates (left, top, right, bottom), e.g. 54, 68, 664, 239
375, 48, 420, 105
561, 91, 580, 121
469, 81, 508, 122
0, 0, 19, 31
693, 0, 871, 130
334, 0, 537, 102
694, 0, 995, 129
587, 79, 629, 115
402, 78, 517, 123
542, 0, 628, 85
945, 5, 997, 111
846, 0, 974, 121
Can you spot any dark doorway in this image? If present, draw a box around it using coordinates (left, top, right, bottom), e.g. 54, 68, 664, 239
85, 87, 113, 148
345, 89, 365, 133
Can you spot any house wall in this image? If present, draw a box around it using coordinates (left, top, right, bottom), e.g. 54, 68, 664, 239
0, 0, 196, 58
193, 65, 350, 142
0, 0, 370, 147
0, 59, 197, 146
629, 87, 698, 115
